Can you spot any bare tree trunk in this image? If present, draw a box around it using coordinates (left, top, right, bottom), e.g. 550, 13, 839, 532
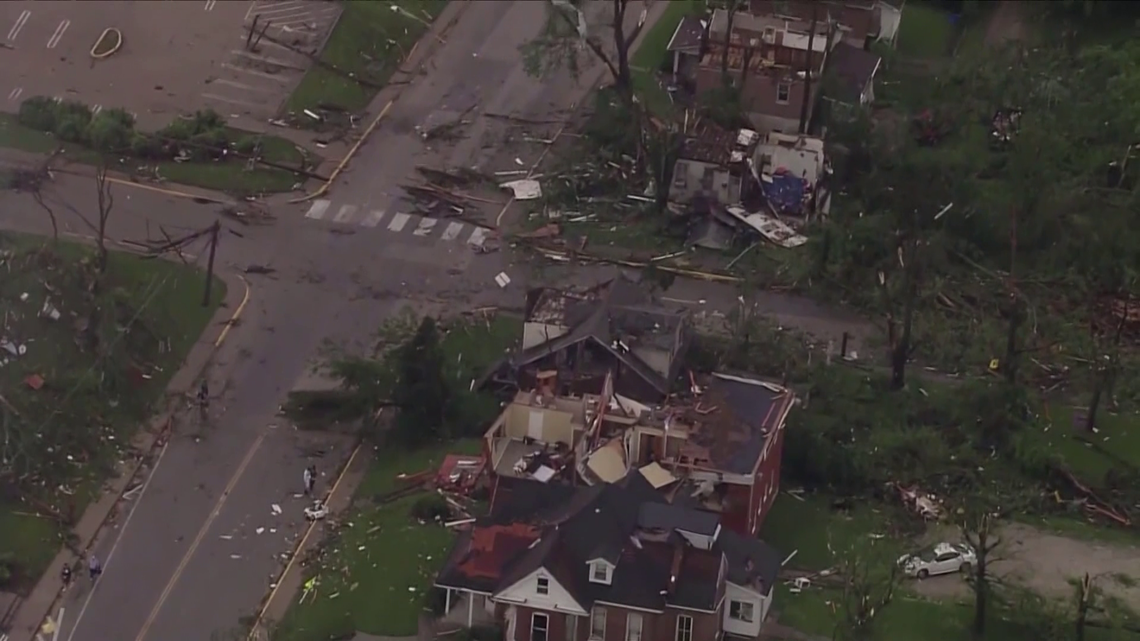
1076, 574, 1092, 641
94, 164, 114, 274
612, 0, 633, 93
739, 46, 756, 93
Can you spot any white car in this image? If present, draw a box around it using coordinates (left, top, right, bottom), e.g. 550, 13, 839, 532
897, 542, 976, 579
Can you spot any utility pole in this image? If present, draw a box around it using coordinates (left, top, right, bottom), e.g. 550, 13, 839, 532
798, 2, 819, 134
203, 220, 220, 307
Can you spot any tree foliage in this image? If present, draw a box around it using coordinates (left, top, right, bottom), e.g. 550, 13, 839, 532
391, 316, 452, 447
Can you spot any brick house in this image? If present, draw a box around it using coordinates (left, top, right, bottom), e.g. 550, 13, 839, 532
435, 476, 783, 640
697, 9, 839, 134
748, 0, 881, 49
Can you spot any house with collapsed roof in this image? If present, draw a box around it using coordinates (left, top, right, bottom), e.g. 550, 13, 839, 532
434, 475, 783, 640
489, 276, 691, 405
747, 0, 902, 49
483, 363, 795, 539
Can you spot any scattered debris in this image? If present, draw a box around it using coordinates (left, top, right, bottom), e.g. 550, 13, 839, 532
500, 179, 542, 200
494, 272, 512, 288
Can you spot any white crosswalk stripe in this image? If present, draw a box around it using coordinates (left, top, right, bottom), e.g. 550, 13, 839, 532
361, 209, 386, 227
441, 221, 464, 241
301, 201, 494, 250
387, 213, 411, 232
413, 217, 438, 237
467, 227, 489, 247
332, 204, 358, 223
305, 199, 331, 220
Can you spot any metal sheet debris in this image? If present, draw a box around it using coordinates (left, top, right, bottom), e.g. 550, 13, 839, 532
500, 179, 542, 200
725, 206, 808, 248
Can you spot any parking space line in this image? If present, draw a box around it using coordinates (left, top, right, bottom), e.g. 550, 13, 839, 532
236, 34, 292, 52
7, 87, 22, 102
387, 213, 410, 232
441, 221, 464, 242
305, 200, 330, 220
204, 0, 217, 11
47, 20, 69, 49
92, 104, 102, 114
220, 63, 293, 83
361, 210, 386, 227
332, 205, 357, 224
202, 93, 261, 108
231, 50, 305, 71
211, 78, 276, 93
8, 10, 30, 41
252, 7, 313, 21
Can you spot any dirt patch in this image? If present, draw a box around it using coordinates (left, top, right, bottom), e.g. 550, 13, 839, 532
911, 523, 1140, 610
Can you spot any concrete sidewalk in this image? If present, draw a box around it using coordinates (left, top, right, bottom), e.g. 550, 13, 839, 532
1, 264, 251, 641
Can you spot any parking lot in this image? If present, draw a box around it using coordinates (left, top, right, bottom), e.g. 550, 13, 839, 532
0, 0, 341, 130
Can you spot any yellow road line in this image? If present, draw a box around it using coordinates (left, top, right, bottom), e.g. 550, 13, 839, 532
245, 442, 364, 640
133, 430, 268, 641
215, 275, 250, 348
105, 177, 228, 204
290, 100, 393, 204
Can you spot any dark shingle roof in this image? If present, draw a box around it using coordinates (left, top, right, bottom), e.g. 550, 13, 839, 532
438, 478, 724, 612
667, 15, 706, 53
718, 530, 781, 595
828, 41, 881, 103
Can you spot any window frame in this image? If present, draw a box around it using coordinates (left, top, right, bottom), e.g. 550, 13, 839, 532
776, 82, 791, 104
591, 563, 609, 583
729, 599, 755, 623
676, 614, 693, 641
536, 576, 550, 595
532, 613, 550, 641
590, 606, 607, 640
626, 613, 643, 641
568, 614, 579, 641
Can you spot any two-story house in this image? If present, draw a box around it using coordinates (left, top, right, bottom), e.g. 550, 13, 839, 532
697, 9, 838, 134
435, 475, 783, 640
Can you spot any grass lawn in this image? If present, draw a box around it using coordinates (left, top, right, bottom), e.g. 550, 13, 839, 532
760, 493, 907, 570
274, 440, 483, 640
896, 2, 956, 58
0, 234, 223, 593
285, 0, 448, 121
0, 113, 305, 194
629, 0, 704, 115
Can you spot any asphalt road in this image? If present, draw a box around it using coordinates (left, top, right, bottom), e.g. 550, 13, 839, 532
0, 1, 873, 639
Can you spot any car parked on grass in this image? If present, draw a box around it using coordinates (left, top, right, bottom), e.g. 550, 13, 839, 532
897, 542, 976, 579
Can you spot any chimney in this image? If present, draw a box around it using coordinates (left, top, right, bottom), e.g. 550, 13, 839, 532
667, 539, 685, 596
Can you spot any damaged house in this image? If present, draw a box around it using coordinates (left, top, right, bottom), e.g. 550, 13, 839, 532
625, 373, 795, 536
747, 0, 902, 49
496, 277, 691, 405
435, 475, 784, 639
698, 9, 839, 134
670, 125, 761, 206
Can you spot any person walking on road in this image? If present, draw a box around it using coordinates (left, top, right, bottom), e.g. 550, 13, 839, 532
60, 563, 72, 587
303, 465, 315, 495
88, 554, 102, 581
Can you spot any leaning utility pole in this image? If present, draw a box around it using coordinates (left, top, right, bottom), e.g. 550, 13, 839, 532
203, 220, 220, 307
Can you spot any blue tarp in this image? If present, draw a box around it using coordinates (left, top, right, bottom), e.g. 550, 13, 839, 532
762, 173, 807, 215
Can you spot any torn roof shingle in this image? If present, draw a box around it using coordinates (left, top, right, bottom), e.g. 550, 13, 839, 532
718, 530, 781, 595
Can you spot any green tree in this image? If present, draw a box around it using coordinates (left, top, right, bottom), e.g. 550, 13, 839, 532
391, 316, 451, 446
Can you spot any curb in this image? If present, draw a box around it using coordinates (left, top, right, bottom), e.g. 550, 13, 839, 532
244, 442, 369, 640
289, 0, 472, 204
2, 257, 251, 641
90, 28, 123, 60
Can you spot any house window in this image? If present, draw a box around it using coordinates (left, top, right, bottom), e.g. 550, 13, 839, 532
729, 600, 756, 623
568, 615, 579, 641
626, 613, 643, 641
675, 615, 693, 641
672, 162, 688, 190
776, 83, 791, 104
591, 562, 611, 584
537, 576, 550, 595
590, 607, 607, 640
532, 613, 550, 641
